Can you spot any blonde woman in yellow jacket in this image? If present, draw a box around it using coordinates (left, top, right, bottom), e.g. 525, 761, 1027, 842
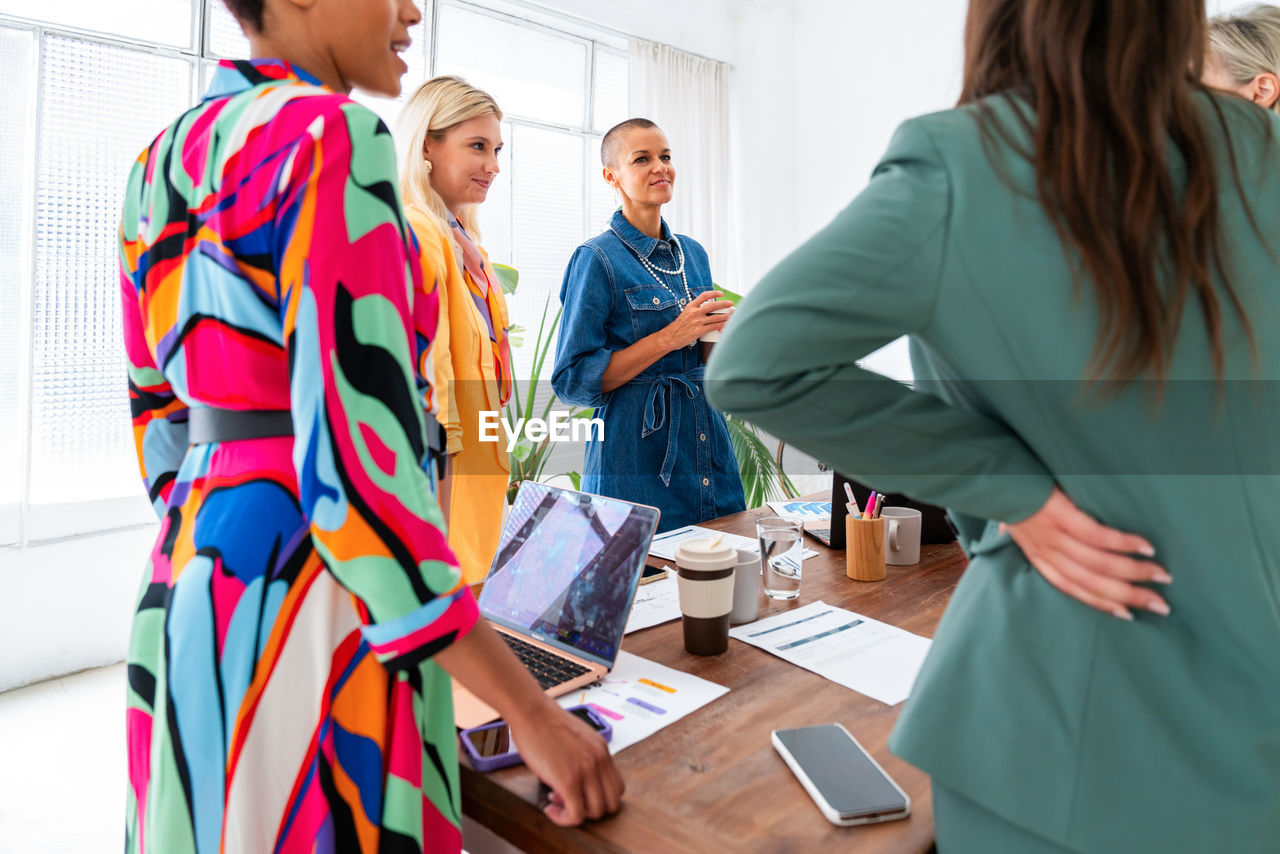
398, 77, 512, 584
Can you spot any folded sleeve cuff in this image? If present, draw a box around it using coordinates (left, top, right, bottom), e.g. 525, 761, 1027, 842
361, 584, 480, 670
445, 428, 464, 456
552, 348, 611, 408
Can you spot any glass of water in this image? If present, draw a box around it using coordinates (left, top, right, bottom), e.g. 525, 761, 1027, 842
757, 517, 803, 600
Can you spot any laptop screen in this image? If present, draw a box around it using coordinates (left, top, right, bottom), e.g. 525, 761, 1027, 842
477, 483, 660, 668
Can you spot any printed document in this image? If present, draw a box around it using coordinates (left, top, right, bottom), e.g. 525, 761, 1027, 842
624, 571, 682, 634
558, 651, 728, 753
729, 601, 931, 706
648, 524, 817, 569
766, 500, 831, 520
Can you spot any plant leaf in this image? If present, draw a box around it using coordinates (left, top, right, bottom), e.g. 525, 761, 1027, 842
724, 414, 799, 508
712, 283, 744, 306
492, 262, 519, 295
510, 438, 536, 463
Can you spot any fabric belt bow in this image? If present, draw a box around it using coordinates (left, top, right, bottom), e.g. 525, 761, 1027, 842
640, 366, 703, 487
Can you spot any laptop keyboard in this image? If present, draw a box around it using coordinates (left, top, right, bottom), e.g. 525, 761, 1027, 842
500, 633, 590, 690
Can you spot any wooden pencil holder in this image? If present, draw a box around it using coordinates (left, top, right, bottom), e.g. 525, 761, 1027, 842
845, 515, 886, 582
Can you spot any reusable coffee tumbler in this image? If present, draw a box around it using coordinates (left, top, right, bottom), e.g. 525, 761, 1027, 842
674, 538, 737, 654
845, 515, 886, 582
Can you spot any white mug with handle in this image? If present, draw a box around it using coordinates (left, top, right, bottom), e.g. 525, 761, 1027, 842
881, 507, 923, 565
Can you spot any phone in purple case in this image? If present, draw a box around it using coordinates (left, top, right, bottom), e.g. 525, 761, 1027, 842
459, 705, 613, 772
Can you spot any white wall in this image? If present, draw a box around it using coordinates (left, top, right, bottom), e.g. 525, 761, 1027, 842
0, 527, 154, 691
521, 0, 737, 60
776, 1, 968, 381
792, 1, 967, 239
729, 0, 802, 289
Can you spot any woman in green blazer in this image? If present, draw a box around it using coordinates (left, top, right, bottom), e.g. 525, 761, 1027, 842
707, 1, 1280, 852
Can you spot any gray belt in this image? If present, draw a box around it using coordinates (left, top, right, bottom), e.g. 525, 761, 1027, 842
188, 408, 294, 445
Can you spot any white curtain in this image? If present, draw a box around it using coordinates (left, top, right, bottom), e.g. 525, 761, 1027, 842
629, 39, 739, 290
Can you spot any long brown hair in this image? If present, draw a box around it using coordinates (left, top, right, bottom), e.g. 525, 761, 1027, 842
961, 0, 1255, 383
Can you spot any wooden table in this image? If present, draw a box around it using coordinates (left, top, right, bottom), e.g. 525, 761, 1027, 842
461, 502, 968, 853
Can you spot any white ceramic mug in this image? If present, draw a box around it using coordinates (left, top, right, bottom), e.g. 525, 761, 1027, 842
881, 507, 923, 565
729, 547, 760, 624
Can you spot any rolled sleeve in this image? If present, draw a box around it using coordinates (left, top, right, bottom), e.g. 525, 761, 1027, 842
552, 244, 616, 408
707, 117, 1055, 524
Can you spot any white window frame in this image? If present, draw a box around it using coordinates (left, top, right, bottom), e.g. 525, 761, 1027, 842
430, 0, 627, 258
0, 0, 626, 550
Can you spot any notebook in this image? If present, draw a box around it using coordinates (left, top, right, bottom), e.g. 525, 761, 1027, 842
452, 482, 661, 728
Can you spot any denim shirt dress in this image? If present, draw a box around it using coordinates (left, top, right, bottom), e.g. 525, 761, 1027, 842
552, 211, 746, 532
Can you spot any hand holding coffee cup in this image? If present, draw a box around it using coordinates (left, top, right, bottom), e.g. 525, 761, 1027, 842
698, 296, 736, 343
674, 537, 737, 655
663, 291, 733, 349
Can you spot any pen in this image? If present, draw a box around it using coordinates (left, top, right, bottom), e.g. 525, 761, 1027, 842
847, 501, 860, 519
872, 494, 884, 519
843, 482, 856, 507
864, 491, 876, 520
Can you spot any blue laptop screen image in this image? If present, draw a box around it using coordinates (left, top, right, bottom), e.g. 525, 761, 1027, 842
478, 483, 659, 667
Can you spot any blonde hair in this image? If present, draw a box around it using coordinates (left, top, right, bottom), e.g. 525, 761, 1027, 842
1208, 3, 1280, 114
397, 76, 503, 243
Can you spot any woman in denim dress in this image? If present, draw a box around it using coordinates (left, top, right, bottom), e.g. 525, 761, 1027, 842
552, 119, 745, 532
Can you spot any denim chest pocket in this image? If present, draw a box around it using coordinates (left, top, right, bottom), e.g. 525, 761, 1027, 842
623, 284, 681, 340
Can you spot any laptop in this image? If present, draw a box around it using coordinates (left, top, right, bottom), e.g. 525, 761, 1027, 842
804, 472, 854, 549
452, 481, 661, 728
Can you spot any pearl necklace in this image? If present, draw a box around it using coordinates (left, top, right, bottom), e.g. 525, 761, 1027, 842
612, 226, 693, 306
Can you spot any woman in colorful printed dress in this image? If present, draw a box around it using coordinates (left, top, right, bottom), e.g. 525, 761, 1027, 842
551, 118, 746, 533
118, 1, 622, 851
397, 77, 512, 585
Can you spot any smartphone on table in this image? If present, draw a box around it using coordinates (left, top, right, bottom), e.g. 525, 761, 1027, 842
459, 704, 612, 772
638, 564, 669, 585
771, 724, 910, 826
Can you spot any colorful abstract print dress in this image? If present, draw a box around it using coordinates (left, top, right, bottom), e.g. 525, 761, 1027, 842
118, 59, 478, 854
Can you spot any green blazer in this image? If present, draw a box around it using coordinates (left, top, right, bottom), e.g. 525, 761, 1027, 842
707, 94, 1280, 853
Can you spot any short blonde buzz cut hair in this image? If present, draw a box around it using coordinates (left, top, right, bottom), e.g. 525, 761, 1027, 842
600, 117, 660, 167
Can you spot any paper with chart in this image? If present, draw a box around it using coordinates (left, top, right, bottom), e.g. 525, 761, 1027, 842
728, 601, 931, 706
766, 499, 831, 521
648, 524, 818, 570
624, 571, 682, 634
557, 651, 728, 753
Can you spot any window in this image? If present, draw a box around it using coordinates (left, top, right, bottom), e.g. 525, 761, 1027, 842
1, 17, 196, 547
433, 0, 628, 391
0, 1, 626, 548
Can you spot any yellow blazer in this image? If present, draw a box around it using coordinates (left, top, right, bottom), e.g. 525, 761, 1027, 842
406, 204, 511, 583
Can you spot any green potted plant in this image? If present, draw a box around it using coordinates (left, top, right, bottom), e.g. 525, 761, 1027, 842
493, 264, 589, 503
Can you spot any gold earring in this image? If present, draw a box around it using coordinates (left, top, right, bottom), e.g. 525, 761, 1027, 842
424, 158, 433, 173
